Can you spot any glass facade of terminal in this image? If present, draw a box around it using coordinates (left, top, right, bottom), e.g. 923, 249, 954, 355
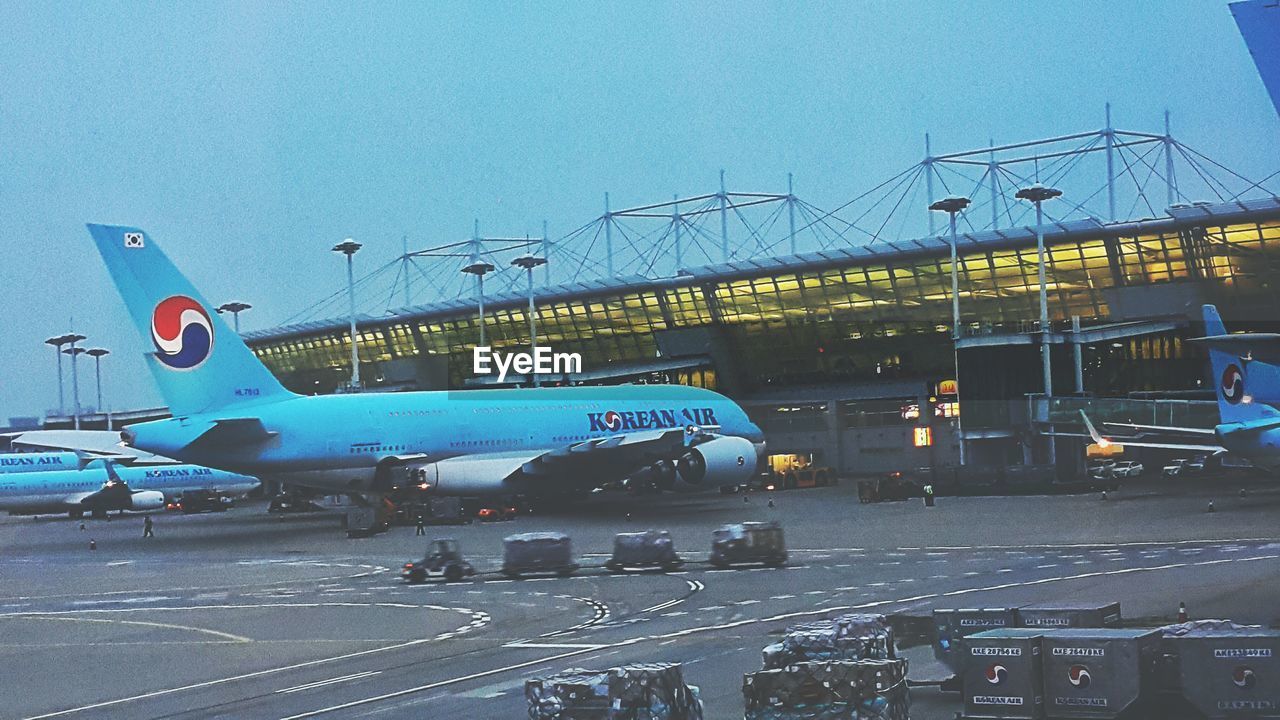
248, 216, 1280, 395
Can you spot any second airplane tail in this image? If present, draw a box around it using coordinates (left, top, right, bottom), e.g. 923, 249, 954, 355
1201, 304, 1279, 424
88, 224, 298, 417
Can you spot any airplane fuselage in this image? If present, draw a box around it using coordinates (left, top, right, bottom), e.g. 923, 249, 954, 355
123, 385, 765, 494
0, 463, 259, 514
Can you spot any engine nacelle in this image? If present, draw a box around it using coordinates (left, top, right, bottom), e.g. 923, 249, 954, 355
412, 456, 517, 496
128, 491, 166, 511
676, 436, 757, 488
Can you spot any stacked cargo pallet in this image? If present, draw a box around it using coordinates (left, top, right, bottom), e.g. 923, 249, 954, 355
743, 658, 909, 720
762, 613, 896, 668
746, 613, 909, 720
525, 663, 703, 720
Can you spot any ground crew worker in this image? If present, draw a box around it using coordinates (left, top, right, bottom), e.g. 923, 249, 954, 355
415, 514, 426, 536
923, 484, 935, 507
143, 515, 154, 538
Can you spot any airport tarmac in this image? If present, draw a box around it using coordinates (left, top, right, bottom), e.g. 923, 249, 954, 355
2, 478, 1279, 719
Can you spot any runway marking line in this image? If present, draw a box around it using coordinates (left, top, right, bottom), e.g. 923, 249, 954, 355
276, 671, 381, 695
3, 615, 251, 643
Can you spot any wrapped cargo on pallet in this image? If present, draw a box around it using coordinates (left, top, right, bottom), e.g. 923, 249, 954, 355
607, 530, 683, 570
607, 663, 703, 720
526, 668, 612, 720
763, 613, 895, 669
526, 663, 702, 720
743, 658, 909, 720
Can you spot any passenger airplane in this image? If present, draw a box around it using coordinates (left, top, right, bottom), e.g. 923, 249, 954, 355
88, 224, 766, 498
1080, 304, 1280, 472
0, 460, 259, 517
0, 452, 82, 475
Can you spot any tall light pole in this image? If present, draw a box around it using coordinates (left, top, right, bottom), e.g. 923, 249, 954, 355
62, 334, 86, 430
930, 196, 971, 466
332, 239, 363, 389
44, 334, 76, 416
87, 348, 110, 417
462, 261, 496, 347
512, 255, 548, 386
1016, 184, 1063, 464
216, 302, 252, 334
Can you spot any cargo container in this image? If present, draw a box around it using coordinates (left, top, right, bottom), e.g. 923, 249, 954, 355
961, 629, 1046, 720
1040, 628, 1159, 719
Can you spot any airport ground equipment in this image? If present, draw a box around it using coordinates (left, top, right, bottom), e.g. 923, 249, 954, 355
605, 530, 683, 572
400, 538, 475, 583
1153, 621, 1280, 719
173, 489, 230, 513
763, 613, 894, 669
503, 532, 579, 578
422, 496, 471, 525
743, 658, 909, 720
525, 663, 702, 719
343, 505, 389, 538
709, 521, 787, 568
1040, 628, 1159, 719
935, 608, 1022, 674
960, 629, 1046, 720
1018, 603, 1121, 630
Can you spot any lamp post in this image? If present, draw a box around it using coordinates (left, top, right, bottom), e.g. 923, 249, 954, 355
930, 196, 971, 466
512, 255, 549, 386
216, 302, 252, 334
86, 348, 109, 420
331, 240, 363, 389
44, 334, 76, 416
1016, 184, 1063, 464
462, 260, 496, 347
62, 334, 87, 430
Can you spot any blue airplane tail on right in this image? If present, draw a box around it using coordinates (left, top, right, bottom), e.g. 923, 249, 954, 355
1202, 304, 1280, 424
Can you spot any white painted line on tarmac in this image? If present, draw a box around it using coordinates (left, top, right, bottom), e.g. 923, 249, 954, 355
276, 672, 381, 694
503, 642, 605, 649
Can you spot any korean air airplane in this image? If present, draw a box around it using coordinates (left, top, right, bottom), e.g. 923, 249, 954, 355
1080, 304, 1280, 472
0, 460, 259, 517
87, 225, 766, 499
0, 452, 81, 475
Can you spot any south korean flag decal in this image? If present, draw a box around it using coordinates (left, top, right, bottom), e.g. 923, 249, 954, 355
124, 232, 145, 249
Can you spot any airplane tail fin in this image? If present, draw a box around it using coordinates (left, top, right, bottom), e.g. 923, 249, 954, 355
1202, 304, 1279, 424
1079, 410, 1109, 446
87, 224, 299, 417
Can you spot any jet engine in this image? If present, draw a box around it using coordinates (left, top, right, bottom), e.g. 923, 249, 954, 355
676, 436, 757, 488
128, 491, 167, 511
412, 456, 519, 496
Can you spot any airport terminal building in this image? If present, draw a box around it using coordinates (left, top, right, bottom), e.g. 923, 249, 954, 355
244, 190, 1280, 479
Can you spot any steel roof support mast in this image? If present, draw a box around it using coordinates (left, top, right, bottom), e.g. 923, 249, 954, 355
719, 170, 729, 262
513, 255, 548, 387
332, 239, 363, 390
930, 196, 971, 467
1016, 184, 1063, 464
1105, 103, 1117, 222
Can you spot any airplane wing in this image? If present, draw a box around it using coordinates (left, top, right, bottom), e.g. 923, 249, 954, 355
402, 426, 737, 495
1188, 332, 1280, 364
2, 430, 166, 464
1077, 411, 1226, 453
1100, 422, 1217, 436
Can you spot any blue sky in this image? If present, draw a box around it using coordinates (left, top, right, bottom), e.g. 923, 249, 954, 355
1, 1, 1277, 419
